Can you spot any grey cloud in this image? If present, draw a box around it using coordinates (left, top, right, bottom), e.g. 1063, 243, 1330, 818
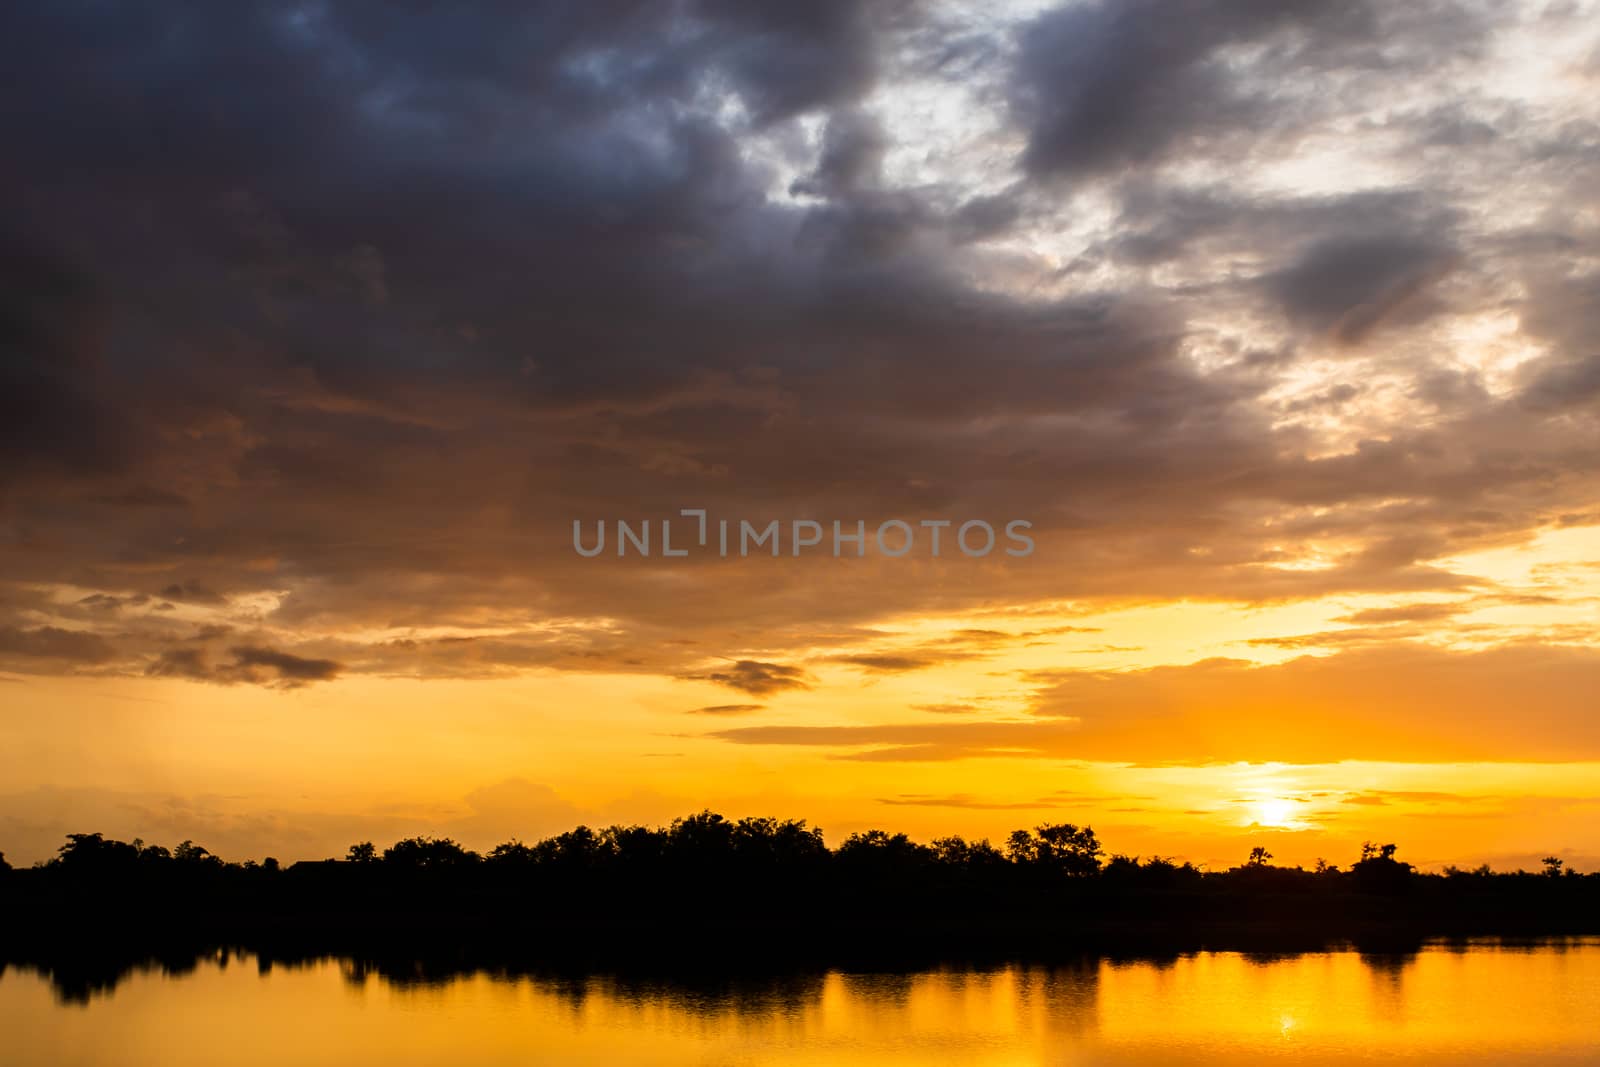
694, 0, 892, 124
1010, 0, 1381, 178
145, 647, 210, 681
146, 644, 342, 688
0, 625, 115, 665
1519, 357, 1600, 413
694, 659, 811, 696
791, 109, 887, 197
228, 645, 342, 684
1269, 235, 1457, 345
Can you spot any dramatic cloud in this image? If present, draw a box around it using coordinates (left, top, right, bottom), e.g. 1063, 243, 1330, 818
0, 0, 1595, 710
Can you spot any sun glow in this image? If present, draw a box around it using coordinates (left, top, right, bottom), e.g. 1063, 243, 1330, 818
1249, 796, 1305, 830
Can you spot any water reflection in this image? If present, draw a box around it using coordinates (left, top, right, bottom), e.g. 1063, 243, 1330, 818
2, 941, 1596, 1065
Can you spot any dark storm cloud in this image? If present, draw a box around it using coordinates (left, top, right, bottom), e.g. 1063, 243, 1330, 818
1010, 0, 1276, 177
1268, 235, 1458, 345
0, 0, 1595, 690
695, 0, 895, 124
1009, 0, 1484, 178
1099, 183, 1470, 357
0, 235, 138, 483
792, 109, 888, 197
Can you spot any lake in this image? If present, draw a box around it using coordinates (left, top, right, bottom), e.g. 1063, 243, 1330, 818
3, 940, 1597, 1064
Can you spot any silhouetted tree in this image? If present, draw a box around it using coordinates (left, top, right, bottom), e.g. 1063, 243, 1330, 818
666, 810, 736, 861
837, 829, 932, 866
135, 840, 171, 865
1359, 840, 1401, 863
533, 825, 608, 874
1102, 853, 1141, 880
930, 835, 1005, 870
7, 819, 1596, 969
382, 836, 478, 870
486, 840, 536, 866
173, 840, 221, 867
55, 833, 141, 874
1443, 863, 1493, 879
730, 816, 826, 868
1352, 841, 1413, 892
836, 829, 935, 904
1006, 823, 1103, 877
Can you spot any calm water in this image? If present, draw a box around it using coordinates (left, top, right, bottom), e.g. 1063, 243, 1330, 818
3, 941, 1598, 1065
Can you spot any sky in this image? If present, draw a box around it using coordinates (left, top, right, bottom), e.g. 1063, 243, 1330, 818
2, 0, 1599, 871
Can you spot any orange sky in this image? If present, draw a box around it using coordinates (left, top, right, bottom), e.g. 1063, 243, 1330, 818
3, 0, 1599, 871
4, 520, 1598, 869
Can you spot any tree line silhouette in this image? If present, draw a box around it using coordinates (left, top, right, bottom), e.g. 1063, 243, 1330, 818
2, 813, 1595, 965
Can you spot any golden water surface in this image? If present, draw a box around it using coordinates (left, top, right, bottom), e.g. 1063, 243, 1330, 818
3, 941, 1597, 1065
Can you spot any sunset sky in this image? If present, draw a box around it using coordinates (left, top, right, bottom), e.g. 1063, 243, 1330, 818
3, 0, 1599, 872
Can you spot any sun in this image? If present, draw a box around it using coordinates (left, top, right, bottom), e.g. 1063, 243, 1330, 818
1250, 796, 1303, 829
